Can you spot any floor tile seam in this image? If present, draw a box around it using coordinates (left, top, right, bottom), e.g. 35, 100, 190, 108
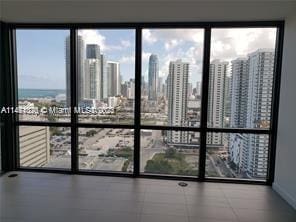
223, 190, 242, 222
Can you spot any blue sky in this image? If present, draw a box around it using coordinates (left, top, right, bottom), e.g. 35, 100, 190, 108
142, 29, 204, 85
17, 30, 69, 89
17, 28, 276, 90
17, 29, 136, 90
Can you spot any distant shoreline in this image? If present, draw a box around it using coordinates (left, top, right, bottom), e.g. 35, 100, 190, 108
18, 88, 66, 99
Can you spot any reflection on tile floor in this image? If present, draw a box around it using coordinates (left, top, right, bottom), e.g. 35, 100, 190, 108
1, 172, 295, 222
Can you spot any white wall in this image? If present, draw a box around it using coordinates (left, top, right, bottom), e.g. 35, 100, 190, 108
273, 14, 296, 210
1, 0, 296, 209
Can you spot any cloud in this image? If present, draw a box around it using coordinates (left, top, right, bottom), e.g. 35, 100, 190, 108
143, 29, 157, 44
147, 29, 204, 44
78, 30, 106, 51
119, 55, 135, 64
120, 40, 132, 48
211, 28, 277, 61
165, 39, 182, 51
142, 51, 151, 63
141, 28, 277, 84
78, 30, 133, 53
142, 29, 205, 81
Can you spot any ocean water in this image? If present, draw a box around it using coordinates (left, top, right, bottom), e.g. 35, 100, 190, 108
18, 89, 66, 99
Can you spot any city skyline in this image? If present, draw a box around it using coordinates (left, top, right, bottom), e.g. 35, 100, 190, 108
16, 27, 277, 180
17, 29, 135, 89
17, 28, 276, 90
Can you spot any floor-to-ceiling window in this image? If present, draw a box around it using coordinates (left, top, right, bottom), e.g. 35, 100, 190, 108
205, 28, 277, 181
16, 29, 72, 170
140, 28, 204, 177
10, 22, 283, 183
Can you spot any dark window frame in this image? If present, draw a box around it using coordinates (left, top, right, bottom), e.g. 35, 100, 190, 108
0, 21, 284, 185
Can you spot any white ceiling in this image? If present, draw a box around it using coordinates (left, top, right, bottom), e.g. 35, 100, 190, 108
1, 0, 296, 2
1, 0, 295, 22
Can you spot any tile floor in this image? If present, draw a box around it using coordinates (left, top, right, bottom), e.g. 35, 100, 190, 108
1, 172, 295, 222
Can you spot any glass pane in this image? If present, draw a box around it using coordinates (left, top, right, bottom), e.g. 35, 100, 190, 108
140, 130, 200, 177
78, 128, 134, 172
16, 30, 70, 122
141, 29, 204, 127
206, 133, 269, 181
19, 126, 71, 169
208, 28, 277, 129
77, 29, 135, 125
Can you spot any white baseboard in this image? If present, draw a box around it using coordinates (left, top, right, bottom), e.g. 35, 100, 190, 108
273, 183, 296, 210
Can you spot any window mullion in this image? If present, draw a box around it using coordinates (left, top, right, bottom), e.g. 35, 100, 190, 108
70, 28, 78, 173
134, 27, 142, 177
199, 27, 211, 180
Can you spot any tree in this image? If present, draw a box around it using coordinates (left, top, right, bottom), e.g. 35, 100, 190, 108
165, 148, 176, 158
145, 159, 173, 174
86, 130, 97, 137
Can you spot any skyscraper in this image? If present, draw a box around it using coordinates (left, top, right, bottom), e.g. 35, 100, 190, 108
196, 81, 201, 97
245, 49, 274, 178
229, 58, 249, 173
121, 79, 135, 99
100, 54, 108, 100
66, 35, 85, 106
148, 54, 159, 100
107, 61, 121, 97
207, 60, 228, 145
83, 44, 101, 100
84, 59, 101, 100
141, 76, 147, 96
128, 79, 135, 99
229, 49, 275, 179
230, 58, 249, 128
157, 76, 163, 95
167, 60, 189, 144
224, 75, 232, 127
188, 82, 193, 97
86, 44, 100, 59
246, 49, 274, 129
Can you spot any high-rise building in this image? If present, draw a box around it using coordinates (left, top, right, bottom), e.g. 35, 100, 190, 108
245, 49, 274, 178
229, 49, 274, 179
188, 82, 193, 97
165, 77, 169, 99
224, 75, 232, 127
66, 35, 84, 106
128, 79, 135, 99
121, 82, 128, 98
246, 49, 274, 129
121, 79, 135, 99
141, 76, 148, 97
86, 44, 100, 59
229, 58, 249, 173
207, 60, 228, 145
167, 60, 189, 144
84, 44, 101, 100
148, 54, 159, 100
107, 61, 121, 97
100, 54, 108, 100
229, 58, 249, 128
84, 58, 101, 100
157, 76, 163, 95
19, 126, 50, 167
196, 81, 201, 96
